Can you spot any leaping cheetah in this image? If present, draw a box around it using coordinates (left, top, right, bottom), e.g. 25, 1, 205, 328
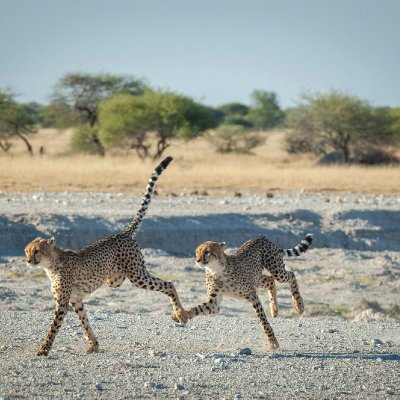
25, 156, 188, 356
172, 234, 313, 349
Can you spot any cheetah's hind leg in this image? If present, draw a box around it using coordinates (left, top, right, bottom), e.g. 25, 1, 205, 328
128, 269, 188, 324
260, 274, 278, 317
247, 293, 279, 350
70, 301, 99, 353
271, 267, 304, 314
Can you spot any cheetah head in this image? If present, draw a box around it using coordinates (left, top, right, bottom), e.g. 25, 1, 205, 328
195, 241, 226, 272
25, 237, 55, 269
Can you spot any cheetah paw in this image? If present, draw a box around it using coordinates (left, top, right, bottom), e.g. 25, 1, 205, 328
36, 347, 49, 356
170, 313, 180, 323
268, 340, 280, 350
175, 309, 189, 324
86, 345, 99, 354
293, 296, 304, 314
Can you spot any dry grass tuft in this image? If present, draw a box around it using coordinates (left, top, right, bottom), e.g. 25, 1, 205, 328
1, 129, 400, 194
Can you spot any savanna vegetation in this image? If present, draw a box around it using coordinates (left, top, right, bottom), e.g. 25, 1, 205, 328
1, 72, 400, 193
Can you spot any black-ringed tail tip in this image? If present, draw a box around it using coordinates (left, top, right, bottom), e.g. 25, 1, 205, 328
282, 233, 313, 257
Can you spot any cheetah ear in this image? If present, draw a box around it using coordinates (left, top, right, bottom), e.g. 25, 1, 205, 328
219, 242, 226, 250
47, 237, 56, 246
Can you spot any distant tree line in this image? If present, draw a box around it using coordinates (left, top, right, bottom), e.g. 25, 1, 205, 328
1, 72, 400, 162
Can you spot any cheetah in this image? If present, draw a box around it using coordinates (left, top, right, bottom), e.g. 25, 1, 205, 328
25, 156, 188, 356
172, 234, 313, 349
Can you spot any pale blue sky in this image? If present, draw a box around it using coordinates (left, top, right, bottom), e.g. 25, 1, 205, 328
1, 0, 399, 108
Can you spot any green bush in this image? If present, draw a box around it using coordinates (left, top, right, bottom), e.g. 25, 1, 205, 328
207, 125, 265, 154
72, 125, 103, 155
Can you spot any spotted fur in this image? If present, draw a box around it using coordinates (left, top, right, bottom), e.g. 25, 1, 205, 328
172, 234, 313, 350
25, 156, 188, 356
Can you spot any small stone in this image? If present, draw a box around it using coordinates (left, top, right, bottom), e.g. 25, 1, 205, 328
328, 329, 335, 333
376, 357, 382, 362
298, 323, 302, 327
149, 350, 166, 357
144, 382, 155, 388
175, 323, 186, 328
266, 192, 274, 198
94, 383, 103, 390
211, 367, 216, 371
372, 339, 383, 345
175, 384, 184, 390
239, 347, 252, 355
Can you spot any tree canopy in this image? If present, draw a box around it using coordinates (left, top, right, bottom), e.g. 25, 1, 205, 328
246, 90, 285, 130
0, 89, 37, 155
99, 89, 219, 159
216, 102, 252, 128
51, 72, 146, 155
285, 89, 397, 163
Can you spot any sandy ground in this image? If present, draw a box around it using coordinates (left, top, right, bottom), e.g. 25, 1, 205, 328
0, 190, 400, 398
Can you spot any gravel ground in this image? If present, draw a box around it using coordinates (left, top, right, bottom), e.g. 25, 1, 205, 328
1, 313, 399, 399
1, 190, 400, 398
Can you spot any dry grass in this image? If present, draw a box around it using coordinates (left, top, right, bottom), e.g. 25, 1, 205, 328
1, 129, 400, 194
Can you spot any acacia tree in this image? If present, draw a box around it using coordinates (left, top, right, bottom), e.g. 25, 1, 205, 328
144, 89, 219, 159
51, 72, 145, 155
0, 89, 37, 155
99, 94, 152, 159
285, 89, 396, 163
247, 90, 285, 130
99, 89, 219, 159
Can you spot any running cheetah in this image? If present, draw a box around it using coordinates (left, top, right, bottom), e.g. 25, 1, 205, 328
25, 156, 188, 356
172, 234, 313, 349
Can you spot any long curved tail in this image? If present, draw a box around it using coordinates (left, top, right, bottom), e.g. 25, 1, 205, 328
126, 156, 173, 238
280, 233, 313, 257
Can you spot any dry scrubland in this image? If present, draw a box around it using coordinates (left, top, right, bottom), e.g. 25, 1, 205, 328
1, 129, 400, 194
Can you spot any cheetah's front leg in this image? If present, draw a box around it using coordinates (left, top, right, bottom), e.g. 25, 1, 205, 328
70, 301, 99, 353
129, 269, 188, 324
36, 300, 69, 356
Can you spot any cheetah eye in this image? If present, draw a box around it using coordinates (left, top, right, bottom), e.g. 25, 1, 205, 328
205, 251, 210, 255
